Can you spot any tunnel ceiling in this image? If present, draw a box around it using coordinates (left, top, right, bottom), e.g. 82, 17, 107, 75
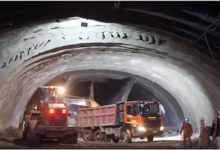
0, 1, 220, 60
0, 1, 220, 131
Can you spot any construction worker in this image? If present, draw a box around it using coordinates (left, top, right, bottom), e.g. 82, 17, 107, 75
180, 122, 185, 132
180, 118, 193, 147
211, 110, 220, 148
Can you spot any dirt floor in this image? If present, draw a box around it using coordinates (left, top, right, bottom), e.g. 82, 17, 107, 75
0, 135, 199, 149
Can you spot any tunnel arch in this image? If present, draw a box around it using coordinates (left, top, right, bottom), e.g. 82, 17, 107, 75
47, 70, 185, 127
0, 17, 219, 131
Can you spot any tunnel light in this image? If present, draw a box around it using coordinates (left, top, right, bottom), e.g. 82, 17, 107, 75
34, 105, 37, 110
60, 17, 105, 28
58, 87, 64, 94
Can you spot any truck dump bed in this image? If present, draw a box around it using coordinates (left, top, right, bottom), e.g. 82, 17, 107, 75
77, 104, 118, 127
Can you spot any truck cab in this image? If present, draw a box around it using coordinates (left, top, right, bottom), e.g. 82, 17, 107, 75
121, 101, 164, 141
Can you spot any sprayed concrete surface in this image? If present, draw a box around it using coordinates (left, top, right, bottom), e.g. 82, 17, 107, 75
0, 17, 219, 132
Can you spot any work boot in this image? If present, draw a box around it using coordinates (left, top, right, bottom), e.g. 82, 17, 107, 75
188, 142, 192, 148
182, 143, 186, 148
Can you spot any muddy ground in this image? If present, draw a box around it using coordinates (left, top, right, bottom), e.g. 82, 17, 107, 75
0, 135, 199, 149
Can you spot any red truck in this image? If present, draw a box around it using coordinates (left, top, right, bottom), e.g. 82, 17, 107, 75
77, 100, 164, 143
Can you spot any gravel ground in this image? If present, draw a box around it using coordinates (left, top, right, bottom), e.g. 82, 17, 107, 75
0, 135, 199, 149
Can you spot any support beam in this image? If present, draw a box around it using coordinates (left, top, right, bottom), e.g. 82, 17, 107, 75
112, 78, 136, 103
89, 82, 94, 100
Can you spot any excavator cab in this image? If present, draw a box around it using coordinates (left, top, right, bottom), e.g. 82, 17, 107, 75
30, 86, 65, 112
38, 86, 65, 102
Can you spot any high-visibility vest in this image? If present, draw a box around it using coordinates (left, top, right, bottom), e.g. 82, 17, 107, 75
180, 123, 193, 136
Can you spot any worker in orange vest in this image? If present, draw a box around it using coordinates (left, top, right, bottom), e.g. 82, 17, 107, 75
180, 118, 193, 147
211, 111, 220, 148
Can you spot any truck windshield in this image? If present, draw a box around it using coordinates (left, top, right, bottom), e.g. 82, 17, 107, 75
139, 103, 159, 114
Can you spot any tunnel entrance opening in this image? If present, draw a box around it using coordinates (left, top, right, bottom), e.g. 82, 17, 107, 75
93, 78, 127, 106
128, 83, 179, 128
22, 69, 185, 131
69, 81, 91, 97
128, 83, 156, 101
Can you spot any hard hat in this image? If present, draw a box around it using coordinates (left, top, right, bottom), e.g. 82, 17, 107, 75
185, 117, 189, 124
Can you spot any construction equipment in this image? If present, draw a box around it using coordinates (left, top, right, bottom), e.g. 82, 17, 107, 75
24, 86, 66, 116
63, 95, 99, 108
22, 86, 78, 145
63, 94, 100, 139
77, 100, 164, 143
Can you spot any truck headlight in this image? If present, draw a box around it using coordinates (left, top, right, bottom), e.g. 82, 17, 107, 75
138, 126, 146, 131
160, 126, 164, 131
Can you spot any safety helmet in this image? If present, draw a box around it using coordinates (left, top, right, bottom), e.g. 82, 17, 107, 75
185, 117, 189, 124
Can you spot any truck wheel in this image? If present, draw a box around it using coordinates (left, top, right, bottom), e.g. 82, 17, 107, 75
83, 129, 93, 141
28, 121, 40, 145
112, 138, 120, 143
121, 128, 132, 143
147, 136, 153, 142
94, 130, 104, 141
65, 133, 78, 144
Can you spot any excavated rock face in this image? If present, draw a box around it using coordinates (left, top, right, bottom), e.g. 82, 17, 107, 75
0, 17, 219, 131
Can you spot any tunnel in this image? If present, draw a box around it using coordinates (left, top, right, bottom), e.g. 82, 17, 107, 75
0, 2, 220, 133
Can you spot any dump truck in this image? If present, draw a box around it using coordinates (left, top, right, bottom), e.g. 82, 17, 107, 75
22, 86, 78, 145
77, 100, 164, 143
